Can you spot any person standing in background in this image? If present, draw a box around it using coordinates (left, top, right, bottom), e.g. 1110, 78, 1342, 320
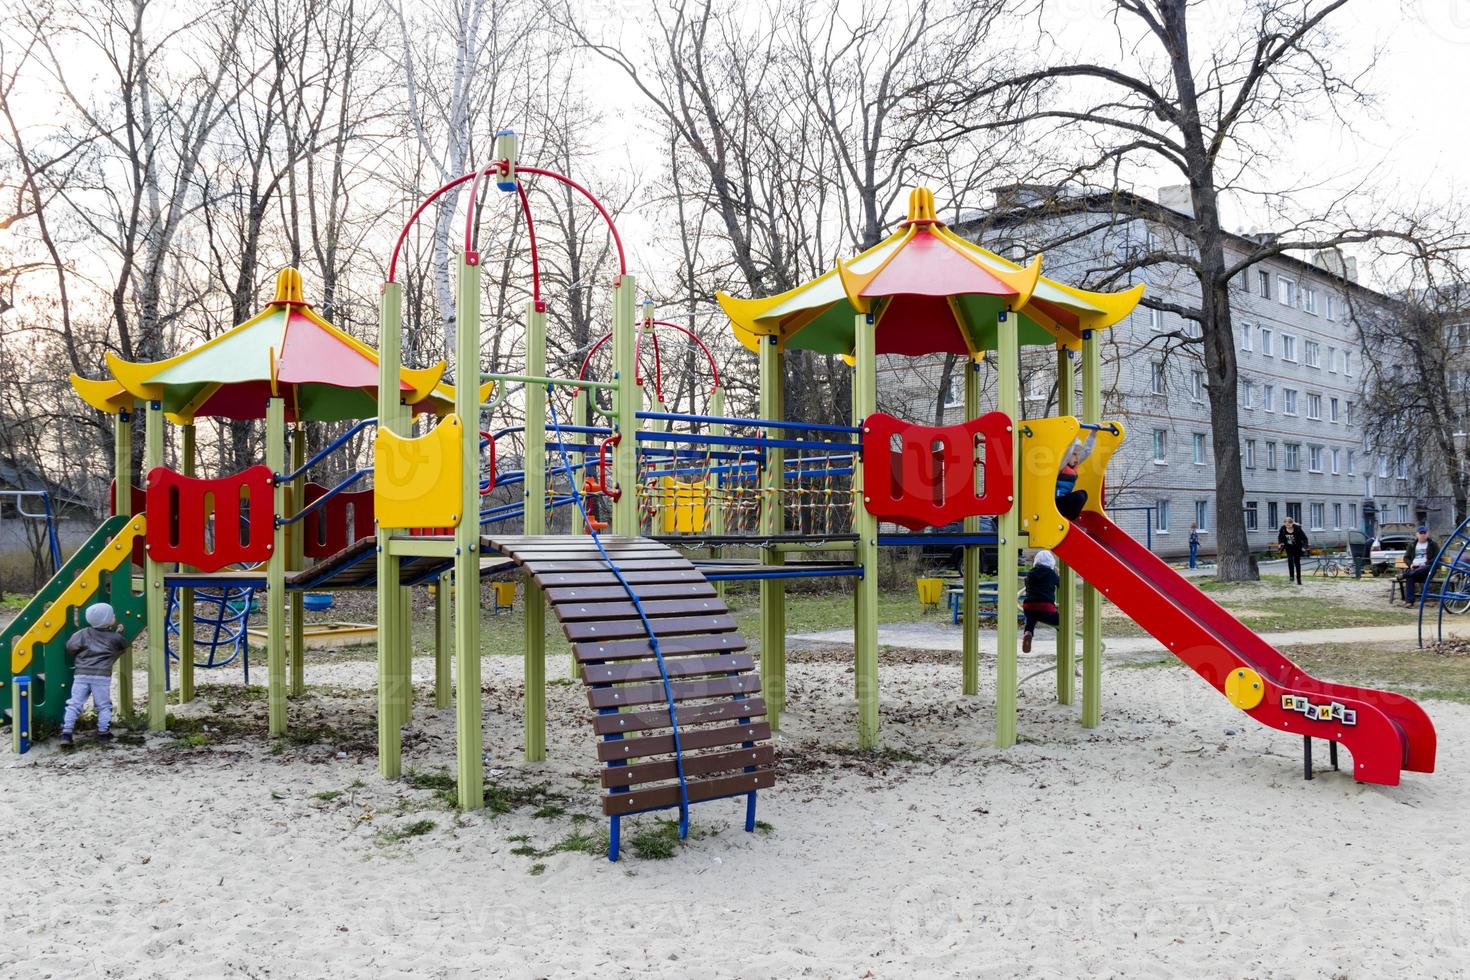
1278, 516, 1309, 585
1188, 523, 1199, 569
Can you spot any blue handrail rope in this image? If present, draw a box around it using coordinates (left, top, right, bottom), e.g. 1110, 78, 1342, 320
543, 387, 692, 838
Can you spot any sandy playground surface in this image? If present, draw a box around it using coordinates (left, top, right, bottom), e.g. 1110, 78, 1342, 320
4, 639, 1468, 978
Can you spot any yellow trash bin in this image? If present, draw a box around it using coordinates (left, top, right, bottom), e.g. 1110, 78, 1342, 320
492, 581, 517, 611
916, 578, 944, 607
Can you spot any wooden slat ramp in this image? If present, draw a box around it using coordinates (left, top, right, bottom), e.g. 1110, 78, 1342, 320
484, 534, 775, 856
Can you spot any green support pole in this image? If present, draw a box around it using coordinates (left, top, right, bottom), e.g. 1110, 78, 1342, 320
1055, 347, 1076, 706
144, 401, 167, 732
376, 281, 405, 778
290, 424, 306, 697
435, 571, 451, 709
757, 336, 787, 729
453, 255, 484, 810
610, 275, 638, 534
266, 396, 287, 736
114, 409, 134, 720
523, 299, 547, 763
1081, 329, 1103, 728
995, 312, 1020, 749
852, 317, 879, 748
709, 385, 727, 602
178, 423, 196, 704
962, 359, 981, 696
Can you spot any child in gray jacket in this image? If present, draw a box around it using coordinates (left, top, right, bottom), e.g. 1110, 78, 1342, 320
61, 603, 130, 747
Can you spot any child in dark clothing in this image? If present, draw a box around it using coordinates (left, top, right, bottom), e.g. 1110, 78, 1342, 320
61, 602, 131, 747
1021, 550, 1060, 653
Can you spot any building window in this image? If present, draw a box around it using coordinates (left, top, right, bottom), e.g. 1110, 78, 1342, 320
1348, 450, 1355, 475
1151, 361, 1166, 395
1283, 389, 1298, 415
1287, 501, 1303, 524
1245, 439, 1257, 468
1242, 381, 1255, 409
1326, 296, 1337, 321
1310, 502, 1325, 530
1285, 443, 1301, 471
1344, 400, 1353, 422
1308, 445, 1323, 472
1148, 307, 1163, 331
1398, 503, 1409, 524
1258, 270, 1271, 298
1156, 499, 1171, 532
1304, 339, 1320, 366
1281, 334, 1298, 362
1192, 432, 1207, 465
1327, 345, 1337, 372
1240, 323, 1253, 351
1268, 501, 1280, 528
1260, 328, 1274, 356
1303, 286, 1318, 314
1329, 397, 1339, 422
1349, 502, 1357, 528
1344, 351, 1352, 377
1279, 276, 1298, 306
1245, 501, 1259, 530
1333, 502, 1342, 528
1266, 441, 1278, 470
1379, 456, 1389, 478
1264, 384, 1275, 412
1397, 456, 1409, 480
1195, 500, 1209, 531
1190, 370, 1204, 402
1152, 429, 1168, 463
1331, 448, 1341, 474
1306, 392, 1321, 419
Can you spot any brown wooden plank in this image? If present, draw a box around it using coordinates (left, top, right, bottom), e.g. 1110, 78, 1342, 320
586, 673, 759, 710
601, 744, 776, 789
487, 535, 653, 550
521, 559, 690, 572
541, 582, 716, 604
534, 569, 706, 588
551, 596, 728, 622
561, 613, 736, 642
597, 721, 771, 762
581, 653, 754, 685
500, 547, 678, 562
591, 697, 765, 736
602, 768, 775, 816
575, 633, 746, 662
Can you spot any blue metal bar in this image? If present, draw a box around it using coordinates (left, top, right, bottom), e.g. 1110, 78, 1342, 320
636, 410, 862, 435
636, 431, 860, 452
276, 418, 376, 482
275, 469, 370, 526
1076, 421, 1121, 435
700, 566, 863, 582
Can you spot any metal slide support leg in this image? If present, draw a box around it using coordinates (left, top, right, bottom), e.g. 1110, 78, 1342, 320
179, 423, 196, 703
963, 358, 981, 696
1054, 347, 1076, 705
853, 315, 879, 748
454, 255, 484, 810
1081, 329, 1103, 728
995, 314, 1020, 748
145, 400, 168, 733
523, 300, 547, 762
266, 396, 287, 736
1303, 736, 1313, 781
114, 409, 136, 721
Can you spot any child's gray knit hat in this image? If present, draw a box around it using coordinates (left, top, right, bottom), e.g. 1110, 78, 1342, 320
85, 603, 116, 628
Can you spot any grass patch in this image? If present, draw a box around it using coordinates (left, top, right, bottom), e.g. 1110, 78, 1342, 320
532, 804, 566, 819
528, 863, 547, 876
627, 820, 681, 860
831, 744, 925, 764
484, 780, 567, 817
548, 830, 605, 856
405, 768, 459, 808
313, 789, 344, 802
510, 843, 539, 857
379, 818, 436, 844
1284, 641, 1470, 703
170, 733, 209, 748
754, 820, 774, 834
1115, 657, 1179, 670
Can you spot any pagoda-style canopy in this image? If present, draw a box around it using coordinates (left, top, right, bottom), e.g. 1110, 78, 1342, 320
718, 188, 1144, 358
71, 268, 457, 423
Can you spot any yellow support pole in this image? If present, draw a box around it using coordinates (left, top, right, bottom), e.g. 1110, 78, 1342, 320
376, 281, 406, 778
962, 358, 980, 696
758, 335, 787, 729
144, 401, 167, 732
611, 276, 638, 534
453, 254, 484, 810
523, 299, 547, 763
1081, 329, 1103, 728
853, 316, 879, 748
266, 396, 287, 736
115, 408, 135, 722
290, 424, 306, 697
995, 312, 1020, 749
1055, 347, 1076, 705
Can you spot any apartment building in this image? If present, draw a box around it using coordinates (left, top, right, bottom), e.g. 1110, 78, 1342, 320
875, 185, 1434, 558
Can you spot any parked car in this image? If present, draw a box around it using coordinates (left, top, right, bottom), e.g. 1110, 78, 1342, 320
1369, 534, 1414, 577
919, 518, 998, 573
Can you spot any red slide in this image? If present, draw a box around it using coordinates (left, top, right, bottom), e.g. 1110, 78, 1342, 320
1053, 511, 1436, 785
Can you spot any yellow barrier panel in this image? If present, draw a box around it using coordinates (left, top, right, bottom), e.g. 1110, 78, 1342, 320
373, 415, 464, 529
916, 577, 944, 607
10, 515, 146, 675
1017, 417, 1125, 549
658, 477, 708, 534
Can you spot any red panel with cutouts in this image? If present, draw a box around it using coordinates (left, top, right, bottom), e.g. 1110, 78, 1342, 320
144, 465, 276, 572
861, 411, 1013, 531
301, 482, 376, 558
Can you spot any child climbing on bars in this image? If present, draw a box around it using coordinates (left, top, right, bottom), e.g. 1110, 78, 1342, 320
1055, 432, 1096, 521
60, 603, 131, 747
1021, 550, 1061, 653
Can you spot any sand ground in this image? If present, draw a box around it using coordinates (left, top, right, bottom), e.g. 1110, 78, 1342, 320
4, 637, 1466, 979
